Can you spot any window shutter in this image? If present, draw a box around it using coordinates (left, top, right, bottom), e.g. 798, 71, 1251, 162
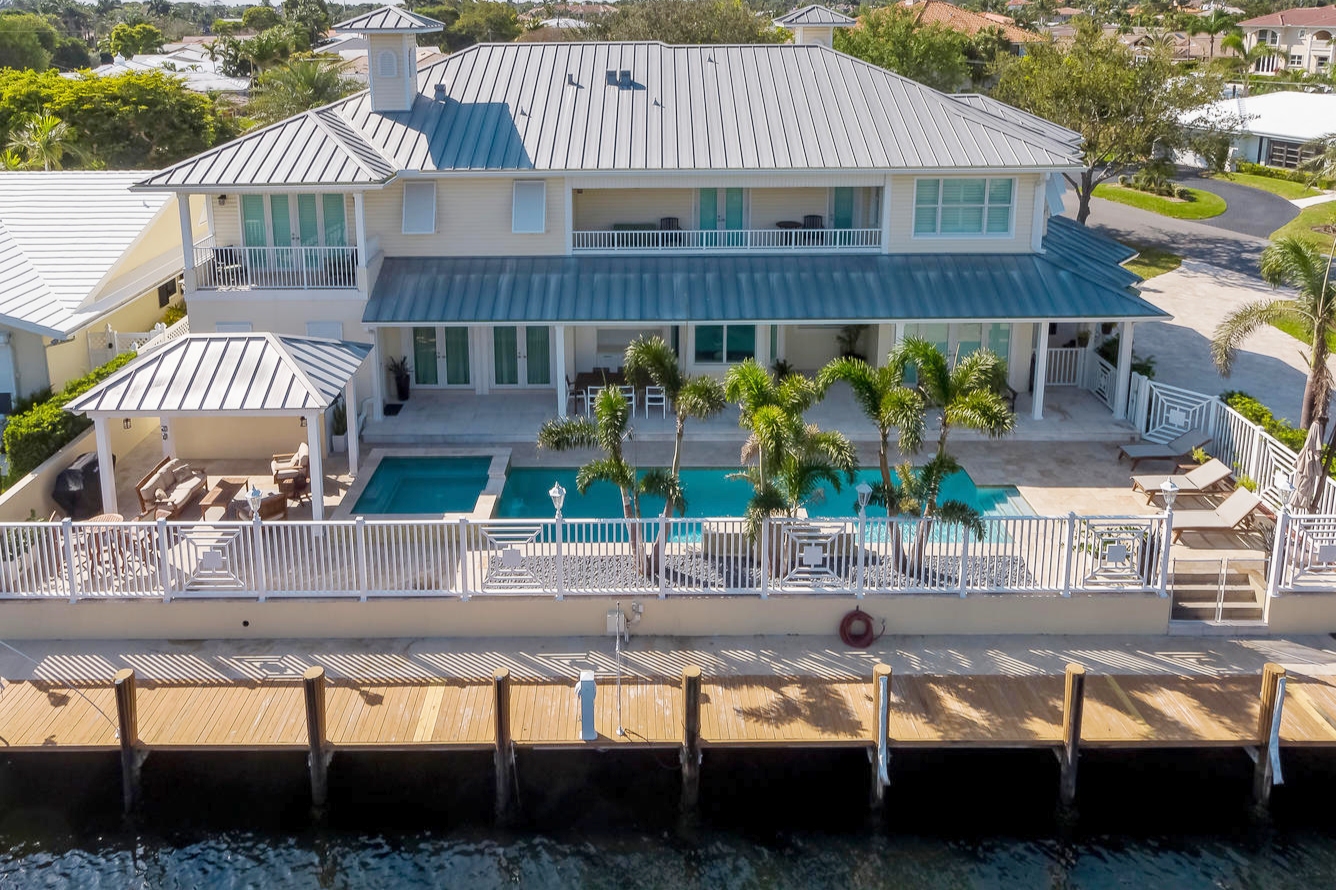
402, 182, 436, 234
512, 181, 546, 234
306, 321, 344, 340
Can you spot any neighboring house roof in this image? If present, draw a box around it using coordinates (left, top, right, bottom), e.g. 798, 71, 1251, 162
139, 42, 1081, 188
363, 217, 1159, 327
1186, 91, 1336, 144
951, 94, 1083, 149
902, 0, 1041, 41
0, 172, 174, 337
87, 50, 251, 93
1238, 6, 1336, 28
66, 333, 372, 416
333, 6, 446, 33
774, 5, 857, 26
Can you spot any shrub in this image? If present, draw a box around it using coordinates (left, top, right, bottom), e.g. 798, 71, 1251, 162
1, 352, 137, 487
1219, 391, 1309, 453
1236, 162, 1334, 190
1096, 334, 1156, 379
161, 301, 186, 326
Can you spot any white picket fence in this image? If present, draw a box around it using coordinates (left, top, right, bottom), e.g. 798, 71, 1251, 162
0, 513, 1171, 601
85, 317, 189, 368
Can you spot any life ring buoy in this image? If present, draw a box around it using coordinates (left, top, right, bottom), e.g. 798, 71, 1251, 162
839, 608, 883, 648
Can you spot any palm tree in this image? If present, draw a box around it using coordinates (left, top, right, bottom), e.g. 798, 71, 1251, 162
1220, 32, 1277, 96
536, 387, 681, 563
816, 356, 923, 517
723, 360, 857, 537
622, 335, 726, 517
1299, 133, 1336, 186
6, 113, 84, 171
248, 57, 359, 124
1212, 237, 1336, 431
1190, 10, 1237, 61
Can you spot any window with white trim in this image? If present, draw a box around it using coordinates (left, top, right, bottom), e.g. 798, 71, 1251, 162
1257, 29, 1279, 46
512, 180, 546, 233
402, 181, 436, 234
913, 178, 1014, 236
1289, 53, 1304, 67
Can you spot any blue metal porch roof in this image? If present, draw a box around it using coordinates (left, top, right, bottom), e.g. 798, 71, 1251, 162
364, 220, 1165, 326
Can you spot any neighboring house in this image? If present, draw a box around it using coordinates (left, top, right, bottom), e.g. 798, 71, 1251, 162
321, 33, 448, 82
86, 46, 251, 94
0, 173, 205, 412
132, 6, 1161, 462
896, 0, 1041, 49
1237, 5, 1336, 76
1184, 91, 1336, 169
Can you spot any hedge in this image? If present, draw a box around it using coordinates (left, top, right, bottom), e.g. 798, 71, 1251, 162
1, 352, 138, 488
1235, 162, 1334, 191
1220, 391, 1308, 453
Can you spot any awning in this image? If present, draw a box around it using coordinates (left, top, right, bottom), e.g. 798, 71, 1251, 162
66, 333, 371, 417
364, 217, 1165, 326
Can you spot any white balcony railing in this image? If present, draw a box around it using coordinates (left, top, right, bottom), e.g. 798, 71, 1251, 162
192, 243, 359, 290
572, 228, 882, 253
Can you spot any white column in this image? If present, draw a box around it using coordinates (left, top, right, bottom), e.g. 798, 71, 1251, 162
564, 186, 574, 256
345, 379, 360, 476
368, 333, 385, 422
93, 417, 117, 516
874, 323, 894, 365
554, 323, 568, 417
161, 417, 176, 458
177, 194, 196, 293
1031, 174, 1048, 253
880, 175, 893, 253
755, 324, 771, 369
1032, 321, 1049, 421
305, 411, 324, 522
353, 192, 369, 293
1113, 320, 1134, 419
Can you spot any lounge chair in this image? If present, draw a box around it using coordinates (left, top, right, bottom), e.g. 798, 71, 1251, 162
1117, 430, 1211, 471
1170, 489, 1264, 542
1131, 458, 1233, 504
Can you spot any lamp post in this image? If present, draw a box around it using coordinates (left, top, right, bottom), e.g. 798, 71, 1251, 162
1158, 480, 1177, 596
550, 482, 566, 599
1268, 472, 1296, 598
247, 483, 263, 520
856, 482, 872, 596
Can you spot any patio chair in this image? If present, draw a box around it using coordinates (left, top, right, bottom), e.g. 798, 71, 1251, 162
584, 385, 604, 416
1169, 488, 1264, 542
1131, 458, 1234, 504
1117, 429, 1211, 471
271, 442, 310, 497
238, 492, 289, 521
618, 384, 637, 414
644, 385, 667, 418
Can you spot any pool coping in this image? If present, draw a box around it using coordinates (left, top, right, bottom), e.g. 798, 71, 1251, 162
332, 447, 511, 522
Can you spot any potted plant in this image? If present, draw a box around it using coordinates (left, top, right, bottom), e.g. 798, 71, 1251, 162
330, 396, 348, 453
387, 356, 411, 402
836, 325, 868, 361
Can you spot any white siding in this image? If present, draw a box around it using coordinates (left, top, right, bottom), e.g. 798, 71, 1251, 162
364, 178, 567, 257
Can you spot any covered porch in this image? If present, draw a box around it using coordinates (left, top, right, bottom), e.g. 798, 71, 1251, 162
65, 333, 372, 522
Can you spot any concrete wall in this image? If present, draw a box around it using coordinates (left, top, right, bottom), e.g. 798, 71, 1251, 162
887, 174, 1037, 254
170, 414, 323, 461
0, 591, 1173, 640
1264, 592, 1336, 634
8, 329, 51, 399
0, 419, 156, 521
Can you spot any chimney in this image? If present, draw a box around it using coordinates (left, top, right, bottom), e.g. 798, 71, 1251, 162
433, 83, 446, 101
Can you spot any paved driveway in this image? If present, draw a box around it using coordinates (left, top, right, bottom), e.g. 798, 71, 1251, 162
1174, 170, 1299, 238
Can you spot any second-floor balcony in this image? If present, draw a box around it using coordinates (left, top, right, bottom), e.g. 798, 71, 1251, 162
572, 225, 882, 253
192, 240, 359, 291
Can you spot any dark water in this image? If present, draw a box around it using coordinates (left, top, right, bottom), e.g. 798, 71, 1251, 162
3, 746, 1336, 888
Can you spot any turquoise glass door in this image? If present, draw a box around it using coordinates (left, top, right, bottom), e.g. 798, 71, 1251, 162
525, 326, 551, 386
413, 327, 439, 386
241, 195, 267, 267
724, 187, 744, 246
297, 194, 320, 271
269, 194, 293, 270
493, 326, 550, 387
494, 327, 519, 386
443, 327, 470, 385
832, 187, 854, 229
698, 188, 718, 247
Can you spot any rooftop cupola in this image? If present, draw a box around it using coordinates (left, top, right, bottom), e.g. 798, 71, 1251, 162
773, 5, 857, 47
333, 5, 444, 113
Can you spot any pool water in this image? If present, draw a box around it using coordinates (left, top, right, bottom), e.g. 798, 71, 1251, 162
495, 467, 1031, 519
352, 456, 492, 515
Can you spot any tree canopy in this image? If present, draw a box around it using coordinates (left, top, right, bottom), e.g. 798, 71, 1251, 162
0, 69, 239, 168
0, 13, 59, 72
834, 6, 971, 94
248, 57, 359, 125
107, 22, 164, 58
991, 23, 1231, 224
588, 0, 784, 45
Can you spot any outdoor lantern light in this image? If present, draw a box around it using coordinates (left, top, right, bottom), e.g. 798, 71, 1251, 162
1276, 472, 1297, 508
1160, 479, 1178, 509
247, 484, 263, 517
549, 481, 566, 517
122, 418, 132, 430
856, 482, 873, 513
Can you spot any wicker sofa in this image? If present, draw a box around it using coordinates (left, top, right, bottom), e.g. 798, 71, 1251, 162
135, 456, 207, 519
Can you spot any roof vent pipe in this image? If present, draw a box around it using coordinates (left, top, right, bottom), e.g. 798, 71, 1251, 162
605, 69, 618, 86
433, 83, 446, 100
567, 72, 577, 87
619, 69, 632, 87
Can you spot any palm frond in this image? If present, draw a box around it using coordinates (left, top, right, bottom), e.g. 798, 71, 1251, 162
575, 457, 635, 496
944, 388, 1016, 439
1210, 298, 1296, 375
623, 335, 684, 395
639, 468, 687, 516
536, 416, 599, 452
935, 500, 985, 540
677, 375, 727, 422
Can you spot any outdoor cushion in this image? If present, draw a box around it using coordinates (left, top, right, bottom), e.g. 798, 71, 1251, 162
172, 465, 196, 485
1131, 458, 1233, 503
154, 487, 168, 502
143, 470, 173, 498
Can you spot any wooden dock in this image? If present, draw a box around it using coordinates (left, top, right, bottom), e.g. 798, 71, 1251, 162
3, 664, 1333, 812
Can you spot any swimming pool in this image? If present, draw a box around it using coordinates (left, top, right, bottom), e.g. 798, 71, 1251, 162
351, 456, 493, 515
495, 467, 1031, 519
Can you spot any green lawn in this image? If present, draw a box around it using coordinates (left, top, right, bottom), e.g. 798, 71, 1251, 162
1269, 202, 1336, 255
1271, 316, 1336, 353
1122, 243, 1182, 280
1092, 184, 1227, 219
1213, 172, 1323, 201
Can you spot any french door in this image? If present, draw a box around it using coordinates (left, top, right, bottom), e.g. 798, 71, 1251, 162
699, 188, 744, 246
411, 326, 471, 387
241, 193, 346, 268
493, 326, 551, 387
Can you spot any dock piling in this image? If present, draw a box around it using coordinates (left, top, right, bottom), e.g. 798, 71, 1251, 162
1059, 663, 1086, 807
680, 665, 702, 811
302, 666, 330, 808
870, 663, 891, 810
494, 668, 515, 821
1253, 662, 1287, 808
113, 668, 144, 814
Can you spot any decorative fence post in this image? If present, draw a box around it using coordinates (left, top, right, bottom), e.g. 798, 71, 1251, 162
1267, 506, 1290, 597
658, 515, 668, 599
62, 518, 78, 601
958, 526, 970, 598
458, 517, 472, 599
553, 514, 565, 601
252, 514, 267, 601
1061, 513, 1076, 597
355, 517, 370, 601
856, 508, 867, 598
758, 518, 770, 598
1159, 508, 1174, 598
157, 517, 173, 602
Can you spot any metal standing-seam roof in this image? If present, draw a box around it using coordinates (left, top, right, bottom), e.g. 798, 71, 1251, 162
138, 42, 1084, 188
773, 5, 857, 26
363, 220, 1163, 326
66, 333, 372, 416
951, 94, 1084, 149
333, 6, 445, 33
0, 172, 174, 337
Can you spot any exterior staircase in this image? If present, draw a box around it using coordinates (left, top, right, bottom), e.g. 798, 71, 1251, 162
1169, 558, 1267, 623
